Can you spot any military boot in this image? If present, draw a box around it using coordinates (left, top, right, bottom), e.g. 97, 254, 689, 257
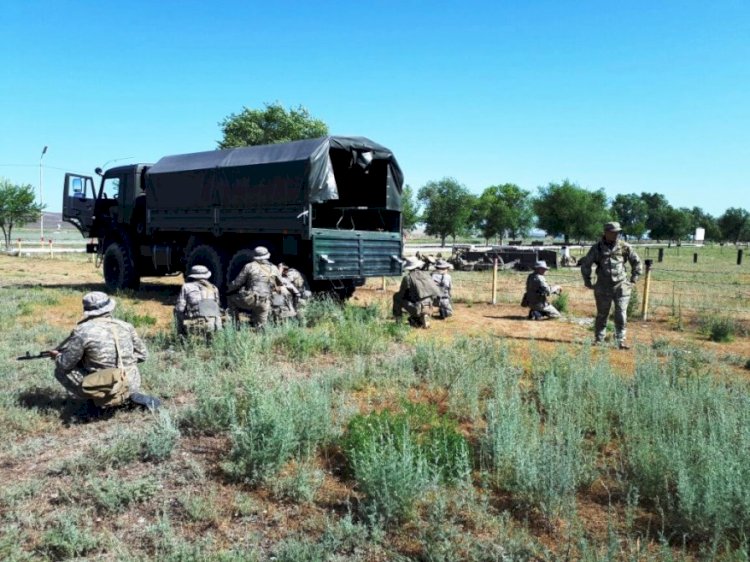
129, 393, 161, 410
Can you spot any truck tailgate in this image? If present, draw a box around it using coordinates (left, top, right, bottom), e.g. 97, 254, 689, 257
312, 229, 402, 279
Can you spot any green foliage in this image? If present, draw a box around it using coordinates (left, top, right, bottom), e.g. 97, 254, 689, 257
611, 193, 648, 240
534, 180, 610, 243
627, 285, 639, 319
85, 475, 159, 513
689, 206, 722, 241
718, 207, 750, 243
699, 314, 737, 343
142, 410, 180, 462
401, 184, 420, 233
270, 461, 325, 504
0, 178, 43, 250
343, 406, 471, 524
115, 303, 157, 327
418, 177, 475, 246
552, 290, 569, 313
218, 102, 328, 148
475, 183, 534, 243
40, 512, 101, 559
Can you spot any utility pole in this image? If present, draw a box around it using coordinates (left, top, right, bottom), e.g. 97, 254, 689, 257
39, 146, 48, 242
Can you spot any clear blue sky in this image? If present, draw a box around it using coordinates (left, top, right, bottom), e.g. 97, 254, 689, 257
1, 0, 748, 216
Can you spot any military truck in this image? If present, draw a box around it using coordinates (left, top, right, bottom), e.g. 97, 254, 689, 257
62, 136, 405, 298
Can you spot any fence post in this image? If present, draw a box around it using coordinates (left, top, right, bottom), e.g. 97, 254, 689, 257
16, 238, 21, 255
491, 258, 498, 305
641, 259, 653, 321
48, 239, 54, 258
693, 253, 698, 263
658, 248, 664, 263
739, 249, 744, 266
381, 276, 387, 291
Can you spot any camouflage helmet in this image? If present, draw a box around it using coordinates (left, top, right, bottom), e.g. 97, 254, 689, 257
404, 256, 424, 271
435, 259, 450, 270
604, 221, 622, 232
187, 265, 211, 280
82, 291, 116, 318
534, 260, 549, 271
253, 246, 271, 261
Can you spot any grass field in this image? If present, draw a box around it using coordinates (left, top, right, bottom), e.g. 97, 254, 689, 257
1, 250, 749, 561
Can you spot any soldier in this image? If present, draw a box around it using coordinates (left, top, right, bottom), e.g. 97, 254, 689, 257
226, 246, 283, 329
279, 262, 312, 322
48, 292, 159, 409
393, 256, 441, 328
523, 260, 562, 320
174, 265, 223, 337
431, 259, 454, 319
580, 222, 643, 349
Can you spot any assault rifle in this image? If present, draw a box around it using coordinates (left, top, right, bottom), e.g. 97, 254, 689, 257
16, 351, 55, 361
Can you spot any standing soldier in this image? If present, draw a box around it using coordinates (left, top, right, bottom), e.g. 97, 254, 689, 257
279, 262, 312, 322
226, 246, 283, 329
48, 292, 159, 409
580, 222, 643, 349
523, 260, 562, 320
174, 265, 223, 337
431, 259, 454, 319
393, 256, 441, 328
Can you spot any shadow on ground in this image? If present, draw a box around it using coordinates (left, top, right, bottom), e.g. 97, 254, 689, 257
17, 387, 115, 426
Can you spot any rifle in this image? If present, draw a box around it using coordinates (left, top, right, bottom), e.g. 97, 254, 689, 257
17, 351, 54, 361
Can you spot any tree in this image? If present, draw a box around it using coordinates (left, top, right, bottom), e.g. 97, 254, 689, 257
476, 183, 534, 243
533, 180, 610, 243
610, 193, 648, 240
218, 102, 328, 148
0, 178, 43, 250
718, 207, 750, 243
418, 178, 474, 247
688, 207, 721, 242
401, 185, 420, 234
640, 192, 671, 240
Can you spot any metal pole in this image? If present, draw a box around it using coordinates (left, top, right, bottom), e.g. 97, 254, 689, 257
491, 258, 498, 304
39, 146, 47, 242
641, 259, 653, 321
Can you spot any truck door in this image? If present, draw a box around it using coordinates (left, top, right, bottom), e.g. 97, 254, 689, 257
63, 173, 96, 236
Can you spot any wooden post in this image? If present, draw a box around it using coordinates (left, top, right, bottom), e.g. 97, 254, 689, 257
16, 238, 21, 255
48, 239, 53, 258
381, 276, 387, 291
738, 249, 744, 266
493, 258, 499, 304
658, 248, 664, 263
641, 259, 653, 321
693, 252, 698, 263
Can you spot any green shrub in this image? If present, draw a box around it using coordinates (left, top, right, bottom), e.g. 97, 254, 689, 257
115, 304, 157, 327
85, 475, 159, 513
699, 314, 737, 343
552, 291, 569, 313
40, 513, 101, 559
142, 410, 180, 462
271, 461, 325, 504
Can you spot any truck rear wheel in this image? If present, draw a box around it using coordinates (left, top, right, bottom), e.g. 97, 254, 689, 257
226, 249, 257, 287
103, 242, 140, 291
186, 245, 226, 290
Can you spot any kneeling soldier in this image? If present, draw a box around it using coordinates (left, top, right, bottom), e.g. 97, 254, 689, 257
523, 260, 562, 320
174, 265, 223, 337
431, 259, 454, 319
226, 246, 283, 329
393, 256, 441, 328
49, 292, 159, 409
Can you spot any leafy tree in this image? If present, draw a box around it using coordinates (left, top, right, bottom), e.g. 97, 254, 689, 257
688, 207, 721, 242
533, 180, 610, 243
476, 183, 534, 244
417, 178, 475, 247
640, 192, 671, 240
718, 207, 750, 243
401, 185, 420, 234
0, 178, 43, 249
611, 193, 648, 240
218, 102, 328, 148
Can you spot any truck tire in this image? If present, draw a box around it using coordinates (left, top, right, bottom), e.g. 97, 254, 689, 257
186, 245, 226, 290
103, 242, 140, 291
226, 249, 257, 287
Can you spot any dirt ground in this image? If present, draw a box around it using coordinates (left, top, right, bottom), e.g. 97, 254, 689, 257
2, 254, 749, 378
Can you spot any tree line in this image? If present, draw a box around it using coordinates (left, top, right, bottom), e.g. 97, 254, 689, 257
403, 177, 750, 246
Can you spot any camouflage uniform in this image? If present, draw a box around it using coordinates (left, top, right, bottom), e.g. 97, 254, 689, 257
55, 314, 147, 400
227, 251, 283, 328
431, 268, 453, 319
580, 234, 643, 345
282, 266, 312, 321
524, 272, 561, 319
175, 277, 223, 336
393, 259, 441, 328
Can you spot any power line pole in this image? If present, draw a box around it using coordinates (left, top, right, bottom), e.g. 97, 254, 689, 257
39, 146, 48, 241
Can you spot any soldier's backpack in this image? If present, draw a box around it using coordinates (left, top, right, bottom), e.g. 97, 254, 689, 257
80, 324, 130, 408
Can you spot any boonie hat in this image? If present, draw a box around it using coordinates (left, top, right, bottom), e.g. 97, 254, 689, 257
187, 265, 211, 280
404, 256, 424, 271
82, 291, 116, 318
604, 222, 622, 232
534, 260, 549, 270
253, 246, 271, 261
435, 259, 450, 269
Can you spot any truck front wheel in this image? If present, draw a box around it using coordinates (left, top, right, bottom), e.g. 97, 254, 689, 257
103, 242, 140, 291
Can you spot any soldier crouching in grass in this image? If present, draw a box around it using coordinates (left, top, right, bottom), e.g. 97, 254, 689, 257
174, 265, 223, 338
523, 260, 562, 320
393, 256, 441, 328
49, 292, 160, 410
579, 221, 643, 349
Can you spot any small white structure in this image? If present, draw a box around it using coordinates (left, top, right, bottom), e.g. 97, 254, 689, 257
695, 227, 705, 245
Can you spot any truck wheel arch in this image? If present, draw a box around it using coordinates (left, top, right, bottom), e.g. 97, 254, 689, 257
185, 244, 227, 291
